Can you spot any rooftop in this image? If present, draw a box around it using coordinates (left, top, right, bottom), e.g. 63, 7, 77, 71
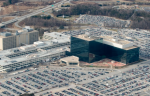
74, 34, 131, 45
0, 49, 66, 66
74, 34, 136, 49
101, 36, 131, 45
60, 56, 79, 62
43, 32, 70, 41
0, 32, 70, 66
0, 26, 36, 38
124, 46, 138, 50
75, 34, 101, 41
0, 32, 70, 56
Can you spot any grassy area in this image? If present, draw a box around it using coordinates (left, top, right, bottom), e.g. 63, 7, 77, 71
62, 3, 74, 6
107, 28, 118, 32
50, 13, 80, 23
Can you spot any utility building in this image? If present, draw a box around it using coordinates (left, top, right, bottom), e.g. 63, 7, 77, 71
60, 56, 79, 66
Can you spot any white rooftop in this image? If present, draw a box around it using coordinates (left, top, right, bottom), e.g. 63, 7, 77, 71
0, 49, 66, 66
0, 32, 70, 66
75, 34, 135, 49
60, 56, 79, 62
43, 32, 70, 40
101, 36, 135, 49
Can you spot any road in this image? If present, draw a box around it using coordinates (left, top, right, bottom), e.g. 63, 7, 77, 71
0, 0, 69, 28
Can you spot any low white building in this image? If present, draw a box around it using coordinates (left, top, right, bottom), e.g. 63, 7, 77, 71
60, 56, 79, 66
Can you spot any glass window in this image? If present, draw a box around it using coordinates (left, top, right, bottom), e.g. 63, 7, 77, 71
61, 61, 66, 64
69, 63, 78, 65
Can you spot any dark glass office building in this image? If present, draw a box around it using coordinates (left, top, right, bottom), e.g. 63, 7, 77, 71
70, 35, 139, 64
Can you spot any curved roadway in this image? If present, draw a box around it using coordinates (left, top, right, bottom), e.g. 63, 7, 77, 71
0, 0, 69, 28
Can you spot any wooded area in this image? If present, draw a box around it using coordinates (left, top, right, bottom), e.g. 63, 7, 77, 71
2, 0, 19, 6
53, 4, 134, 20
130, 11, 150, 29
21, 17, 70, 27
53, 3, 150, 29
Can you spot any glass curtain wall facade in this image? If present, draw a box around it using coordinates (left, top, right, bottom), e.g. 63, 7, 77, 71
70, 36, 139, 64
70, 36, 89, 62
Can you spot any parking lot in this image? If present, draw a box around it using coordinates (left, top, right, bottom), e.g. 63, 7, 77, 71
0, 67, 112, 96
0, 60, 150, 96
75, 15, 130, 28
41, 62, 150, 96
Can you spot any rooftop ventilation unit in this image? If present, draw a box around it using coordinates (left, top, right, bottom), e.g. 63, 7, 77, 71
16, 31, 19, 35
34, 41, 45, 46
23, 26, 33, 32
0, 32, 12, 37
52, 39, 58, 44
112, 39, 118, 42
20, 45, 35, 50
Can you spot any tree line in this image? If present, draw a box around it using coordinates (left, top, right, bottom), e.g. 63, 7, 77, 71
31, 15, 51, 20
130, 11, 150, 29
20, 17, 70, 28
53, 4, 134, 20
61, 5, 70, 7
2, 0, 19, 6
53, 3, 150, 29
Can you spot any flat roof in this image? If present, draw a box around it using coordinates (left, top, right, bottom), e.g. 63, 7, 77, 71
101, 36, 131, 45
0, 47, 68, 66
124, 46, 138, 50
0, 30, 38, 38
0, 32, 70, 57
101, 36, 139, 50
74, 34, 138, 50
0, 32, 70, 66
74, 34, 131, 45
44, 32, 70, 41
60, 56, 79, 62
0, 35, 13, 38
75, 34, 101, 41
44, 32, 68, 37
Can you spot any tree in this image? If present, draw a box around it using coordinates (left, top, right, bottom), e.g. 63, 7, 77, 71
3, 0, 19, 6
8, 0, 12, 4
68, 25, 72, 30
53, 26, 57, 31
59, 25, 64, 29
46, 15, 51, 19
